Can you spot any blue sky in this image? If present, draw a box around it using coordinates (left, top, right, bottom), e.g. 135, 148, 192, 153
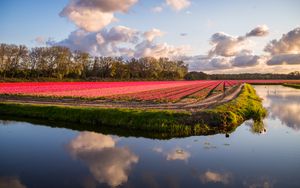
0, 0, 299, 73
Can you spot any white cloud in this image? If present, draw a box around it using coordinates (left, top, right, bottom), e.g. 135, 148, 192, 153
61, 9, 115, 32
49, 29, 101, 56
246, 25, 269, 37
134, 40, 189, 58
50, 26, 139, 57
71, 0, 138, 12
51, 26, 189, 58
262, 27, 300, 67
60, 0, 138, 32
264, 27, 300, 55
105, 26, 139, 43
143, 28, 164, 42
232, 50, 261, 67
180, 55, 209, 71
183, 51, 263, 72
152, 6, 163, 13
203, 64, 300, 74
180, 55, 228, 71
186, 25, 270, 71
266, 54, 300, 65
208, 25, 269, 58
68, 132, 138, 187
166, 0, 191, 11
208, 32, 247, 57
209, 57, 232, 69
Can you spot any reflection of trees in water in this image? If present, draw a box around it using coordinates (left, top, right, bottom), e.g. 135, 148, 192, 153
244, 120, 267, 134
252, 120, 267, 134
267, 94, 300, 131
68, 132, 138, 187
0, 120, 16, 126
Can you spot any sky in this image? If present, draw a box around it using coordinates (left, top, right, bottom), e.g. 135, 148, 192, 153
0, 0, 299, 73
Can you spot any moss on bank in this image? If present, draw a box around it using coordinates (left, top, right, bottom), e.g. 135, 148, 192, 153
192, 83, 267, 127
282, 83, 300, 89
0, 84, 266, 136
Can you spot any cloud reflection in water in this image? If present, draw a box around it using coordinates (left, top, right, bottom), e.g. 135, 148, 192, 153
68, 132, 138, 187
200, 170, 233, 185
153, 146, 191, 161
266, 90, 300, 131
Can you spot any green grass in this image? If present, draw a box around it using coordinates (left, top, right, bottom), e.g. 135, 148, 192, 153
0, 103, 191, 132
191, 84, 267, 130
282, 83, 300, 89
0, 84, 267, 136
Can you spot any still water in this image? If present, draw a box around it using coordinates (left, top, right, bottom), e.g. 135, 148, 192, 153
0, 85, 300, 188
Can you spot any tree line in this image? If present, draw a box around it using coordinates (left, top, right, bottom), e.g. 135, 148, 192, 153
1, 43, 299, 81
0, 43, 188, 80
185, 71, 300, 80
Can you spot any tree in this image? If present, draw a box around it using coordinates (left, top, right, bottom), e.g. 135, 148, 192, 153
71, 51, 90, 78
0, 44, 29, 78
184, 71, 209, 80
16, 45, 30, 78
110, 57, 129, 79
52, 46, 72, 79
128, 58, 142, 79
0, 44, 7, 77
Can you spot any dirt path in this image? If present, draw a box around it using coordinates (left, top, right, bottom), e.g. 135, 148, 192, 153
0, 84, 243, 112
183, 84, 243, 109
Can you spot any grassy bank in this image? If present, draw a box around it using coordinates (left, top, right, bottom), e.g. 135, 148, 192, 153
192, 84, 267, 127
282, 83, 300, 89
0, 84, 266, 136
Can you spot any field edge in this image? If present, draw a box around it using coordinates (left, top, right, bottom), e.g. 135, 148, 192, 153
282, 83, 300, 89
0, 84, 267, 137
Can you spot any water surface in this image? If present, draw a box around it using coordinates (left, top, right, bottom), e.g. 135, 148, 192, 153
0, 85, 300, 188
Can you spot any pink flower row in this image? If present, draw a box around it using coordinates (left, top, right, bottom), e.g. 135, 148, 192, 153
109, 81, 225, 102
0, 80, 298, 101
0, 81, 187, 94
0, 81, 213, 98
